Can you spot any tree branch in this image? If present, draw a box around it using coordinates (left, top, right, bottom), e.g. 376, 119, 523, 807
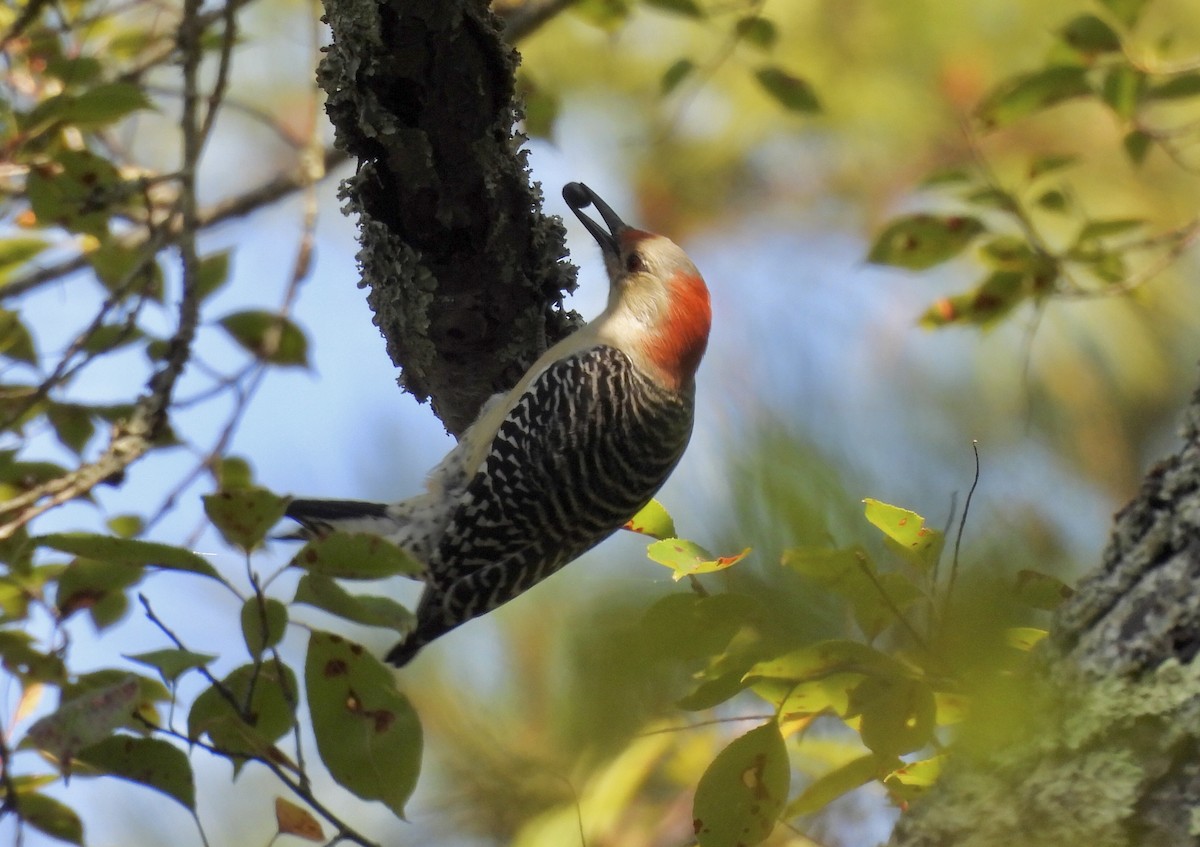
316, 0, 581, 435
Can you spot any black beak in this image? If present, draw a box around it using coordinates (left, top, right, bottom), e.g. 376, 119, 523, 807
563, 182, 626, 256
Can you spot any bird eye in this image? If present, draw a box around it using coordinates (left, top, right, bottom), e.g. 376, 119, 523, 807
625, 252, 645, 273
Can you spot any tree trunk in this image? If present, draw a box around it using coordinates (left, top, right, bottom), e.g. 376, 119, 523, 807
890, 379, 1200, 847
317, 0, 581, 436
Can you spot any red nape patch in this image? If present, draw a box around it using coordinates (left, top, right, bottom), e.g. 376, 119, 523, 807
646, 269, 711, 388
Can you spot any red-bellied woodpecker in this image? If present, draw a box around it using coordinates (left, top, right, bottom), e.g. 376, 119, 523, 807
285, 182, 711, 666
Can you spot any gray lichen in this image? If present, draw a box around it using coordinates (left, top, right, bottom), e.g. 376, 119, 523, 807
317, 0, 580, 435
890, 378, 1200, 846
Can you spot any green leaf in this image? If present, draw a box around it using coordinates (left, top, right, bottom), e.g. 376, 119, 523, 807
884, 754, 944, 802
1028, 154, 1079, 178
0, 238, 49, 285
59, 82, 154, 128
976, 66, 1092, 128
218, 311, 309, 366
782, 547, 923, 639
785, 753, 886, 817
215, 456, 255, 489
518, 76, 560, 139
19, 792, 84, 845
291, 531, 424, 580
1078, 217, 1145, 240
861, 499, 944, 570
202, 487, 290, 553
919, 167, 975, 188
1123, 129, 1152, 166
847, 676, 937, 757
46, 404, 95, 455
55, 558, 142, 628
1098, 0, 1148, 29
1014, 569, 1075, 610
241, 597, 288, 657
754, 66, 820, 113
24, 675, 141, 769
573, 0, 631, 30
660, 58, 695, 96
1034, 189, 1069, 213
677, 667, 752, 711
305, 631, 422, 818
37, 533, 219, 578
866, 214, 984, 271
644, 0, 704, 17
27, 150, 124, 238
0, 309, 38, 364
125, 648, 217, 684
640, 592, 759, 660
1149, 73, 1200, 101
1006, 626, 1049, 651
1102, 64, 1144, 122
920, 270, 1033, 328
744, 640, 910, 686
196, 250, 232, 301
188, 662, 297, 759
293, 573, 414, 632
89, 242, 163, 301
693, 722, 789, 847
735, 16, 778, 50
75, 735, 195, 809
646, 538, 750, 581
107, 514, 144, 538
622, 498, 676, 539
1058, 14, 1122, 55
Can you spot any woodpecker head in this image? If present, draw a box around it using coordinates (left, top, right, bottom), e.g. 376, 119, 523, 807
563, 182, 711, 389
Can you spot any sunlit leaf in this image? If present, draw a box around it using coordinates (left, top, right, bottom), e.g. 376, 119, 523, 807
622, 498, 676, 539
744, 640, 910, 685
785, 753, 886, 817
305, 631, 422, 818
754, 66, 820, 113
107, 514, 144, 538
693, 722, 789, 847
75, 735, 195, 809
1006, 626, 1050, 651
203, 487, 289, 553
884, 754, 944, 802
862, 499, 943, 570
218, 310, 309, 366
976, 66, 1092, 128
867, 214, 984, 271
275, 796, 324, 842
646, 538, 750, 581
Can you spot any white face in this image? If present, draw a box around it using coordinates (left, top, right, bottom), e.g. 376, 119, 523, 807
604, 233, 703, 325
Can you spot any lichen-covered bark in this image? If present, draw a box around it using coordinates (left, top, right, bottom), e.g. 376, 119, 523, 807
317, 0, 581, 435
890, 380, 1200, 847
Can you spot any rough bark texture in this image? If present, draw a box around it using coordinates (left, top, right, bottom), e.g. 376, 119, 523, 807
317, 0, 582, 436
889, 380, 1200, 847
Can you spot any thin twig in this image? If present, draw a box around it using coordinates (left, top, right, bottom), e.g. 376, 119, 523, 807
945, 441, 980, 612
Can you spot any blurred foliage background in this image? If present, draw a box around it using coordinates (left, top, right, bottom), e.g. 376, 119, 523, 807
1, 0, 1199, 844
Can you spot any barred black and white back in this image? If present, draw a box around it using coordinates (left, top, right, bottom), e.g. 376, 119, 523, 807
383, 344, 694, 665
